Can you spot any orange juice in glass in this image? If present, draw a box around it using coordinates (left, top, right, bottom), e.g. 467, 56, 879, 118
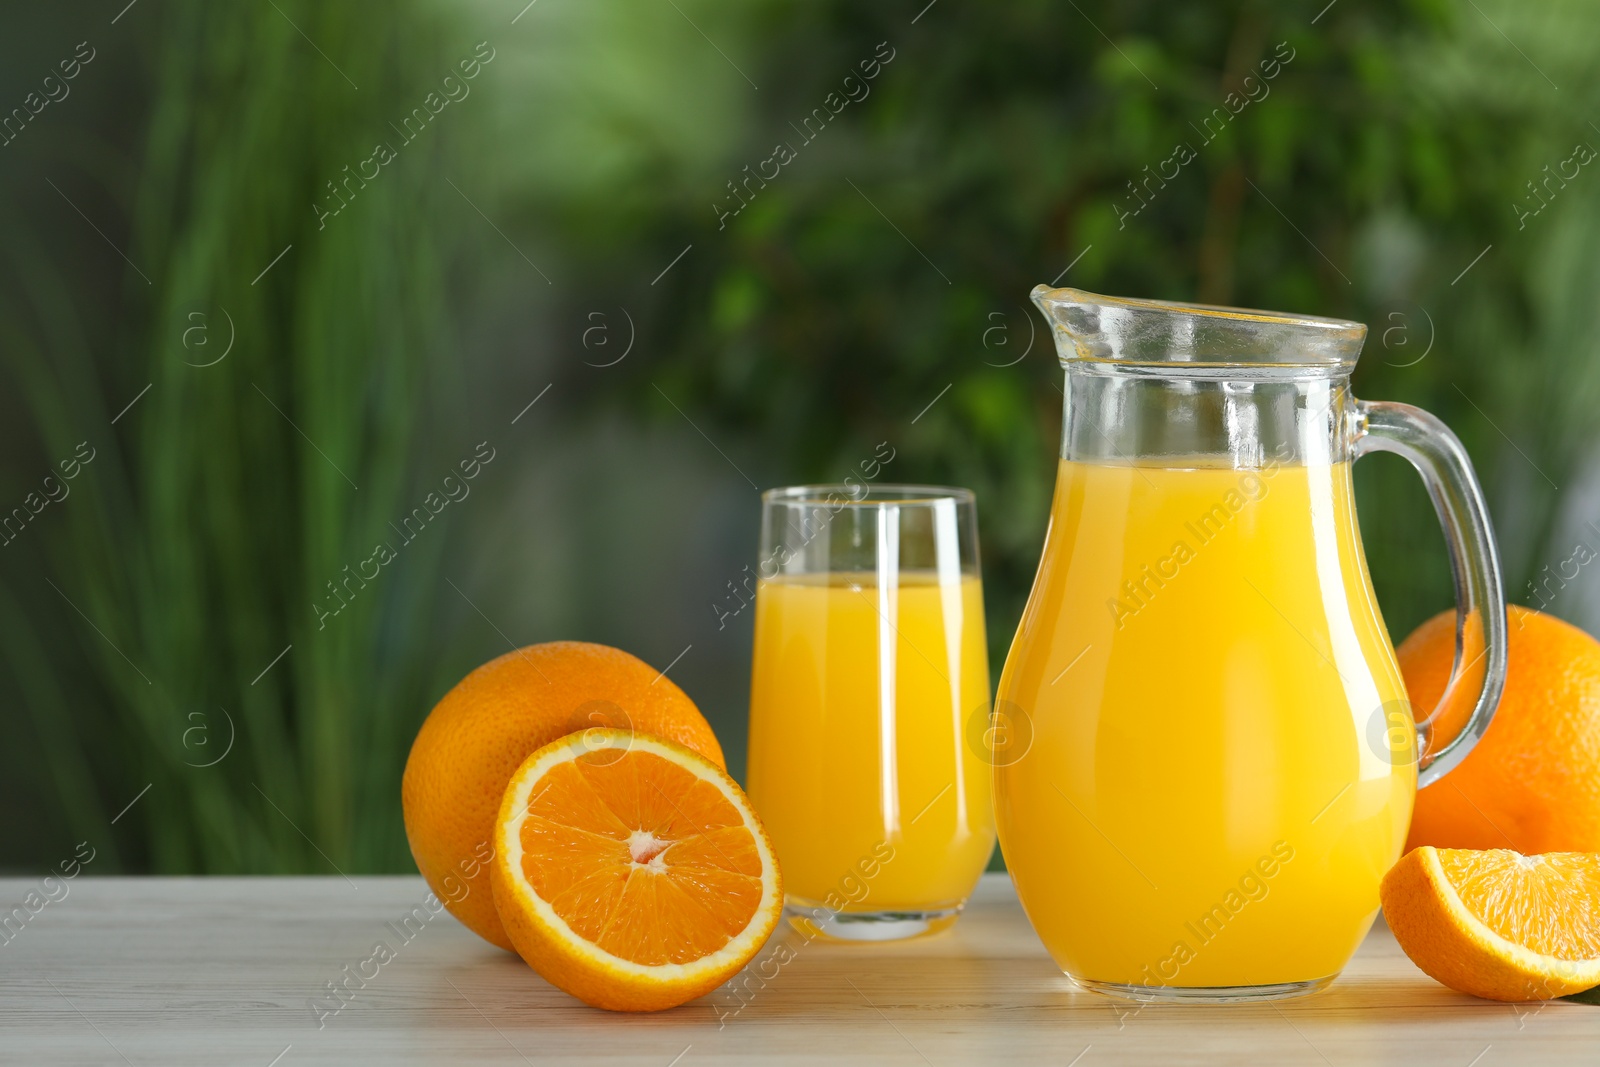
747, 485, 995, 939
995, 287, 1508, 1000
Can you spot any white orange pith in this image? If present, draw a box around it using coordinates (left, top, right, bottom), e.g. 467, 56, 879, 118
490, 729, 782, 1012
1380, 846, 1600, 1001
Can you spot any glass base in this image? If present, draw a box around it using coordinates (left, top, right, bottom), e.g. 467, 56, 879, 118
783, 899, 963, 942
1074, 975, 1336, 1003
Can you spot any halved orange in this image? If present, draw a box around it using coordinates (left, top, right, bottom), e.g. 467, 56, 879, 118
403, 641, 726, 951
490, 728, 782, 1012
1380, 846, 1600, 1001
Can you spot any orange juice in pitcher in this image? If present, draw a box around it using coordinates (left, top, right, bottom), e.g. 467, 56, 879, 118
995, 289, 1508, 1000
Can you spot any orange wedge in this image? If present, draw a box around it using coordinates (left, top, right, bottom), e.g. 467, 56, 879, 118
1380, 846, 1600, 1001
490, 728, 783, 1012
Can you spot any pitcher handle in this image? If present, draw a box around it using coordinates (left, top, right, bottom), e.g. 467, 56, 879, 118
1352, 400, 1509, 786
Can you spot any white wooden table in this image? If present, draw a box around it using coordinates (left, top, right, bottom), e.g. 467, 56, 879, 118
2, 874, 1595, 1064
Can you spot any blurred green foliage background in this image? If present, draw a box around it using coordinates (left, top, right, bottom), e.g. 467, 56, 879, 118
3, 0, 1600, 874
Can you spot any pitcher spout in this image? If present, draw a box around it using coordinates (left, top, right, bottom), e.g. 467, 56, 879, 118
1030, 285, 1367, 375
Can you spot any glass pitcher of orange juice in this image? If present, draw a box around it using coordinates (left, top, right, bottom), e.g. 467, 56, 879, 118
995, 287, 1509, 1001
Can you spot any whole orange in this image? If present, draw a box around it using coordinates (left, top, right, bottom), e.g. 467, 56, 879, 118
402, 641, 725, 950
1400, 605, 1600, 854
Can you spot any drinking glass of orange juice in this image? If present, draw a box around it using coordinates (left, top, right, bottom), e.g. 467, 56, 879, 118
996, 287, 1508, 1000
747, 485, 995, 940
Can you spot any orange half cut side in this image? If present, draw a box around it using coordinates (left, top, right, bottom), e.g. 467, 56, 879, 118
490, 729, 782, 1011
1380, 846, 1600, 1001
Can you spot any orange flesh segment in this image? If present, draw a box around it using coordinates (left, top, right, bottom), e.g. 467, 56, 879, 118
518, 749, 762, 966
1437, 850, 1600, 960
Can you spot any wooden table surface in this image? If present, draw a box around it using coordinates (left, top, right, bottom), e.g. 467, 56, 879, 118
2, 873, 1594, 1065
